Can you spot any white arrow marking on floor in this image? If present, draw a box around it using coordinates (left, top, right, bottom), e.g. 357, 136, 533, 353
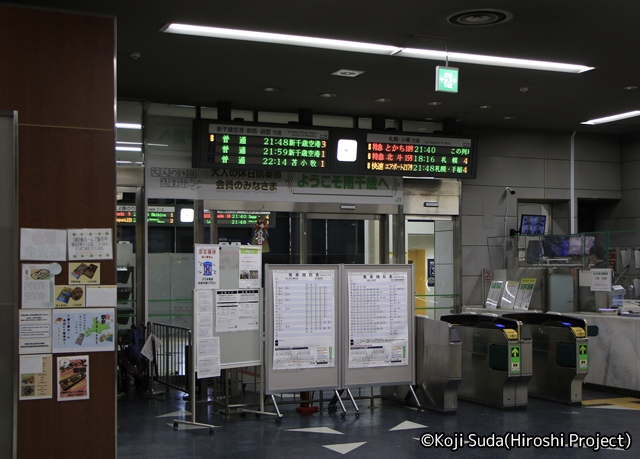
389, 420, 428, 431
165, 423, 211, 430
585, 405, 638, 411
157, 410, 191, 418
323, 442, 366, 455
286, 427, 344, 435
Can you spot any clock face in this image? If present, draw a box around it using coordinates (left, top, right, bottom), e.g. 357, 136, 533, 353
337, 138, 358, 162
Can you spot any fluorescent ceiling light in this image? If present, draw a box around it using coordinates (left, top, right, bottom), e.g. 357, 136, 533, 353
397, 48, 594, 73
581, 110, 640, 125
162, 23, 401, 55
162, 23, 594, 73
116, 146, 142, 152
115, 123, 142, 129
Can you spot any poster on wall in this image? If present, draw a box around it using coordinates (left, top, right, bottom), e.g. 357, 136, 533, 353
19, 309, 52, 354
194, 244, 220, 289
57, 355, 89, 401
19, 354, 53, 400
69, 262, 101, 284
215, 289, 260, 333
52, 308, 115, 352
67, 228, 113, 260
20, 228, 67, 261
238, 247, 262, 289
54, 285, 86, 308
22, 264, 54, 309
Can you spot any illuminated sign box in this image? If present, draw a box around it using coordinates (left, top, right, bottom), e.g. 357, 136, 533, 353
193, 120, 330, 172
363, 133, 477, 179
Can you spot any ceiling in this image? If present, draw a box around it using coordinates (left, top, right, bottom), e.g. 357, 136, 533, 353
10, 0, 640, 135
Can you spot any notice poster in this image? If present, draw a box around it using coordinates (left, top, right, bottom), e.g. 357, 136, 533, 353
67, 229, 113, 260
238, 247, 262, 289
54, 285, 86, 308
347, 271, 409, 368
19, 354, 53, 400
215, 289, 260, 332
194, 244, 220, 289
195, 289, 214, 340
20, 228, 67, 261
485, 280, 503, 309
197, 336, 221, 379
272, 269, 335, 369
19, 309, 52, 354
57, 355, 89, 401
590, 269, 612, 292
22, 264, 54, 308
69, 262, 101, 285
513, 278, 537, 310
52, 308, 115, 352
500, 281, 520, 309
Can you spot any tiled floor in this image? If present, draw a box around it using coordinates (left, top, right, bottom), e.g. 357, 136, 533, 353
117, 384, 640, 458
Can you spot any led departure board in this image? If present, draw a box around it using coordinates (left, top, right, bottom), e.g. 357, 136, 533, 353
363, 133, 477, 179
193, 120, 330, 172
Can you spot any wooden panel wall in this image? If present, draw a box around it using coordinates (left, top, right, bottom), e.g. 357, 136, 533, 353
0, 5, 116, 458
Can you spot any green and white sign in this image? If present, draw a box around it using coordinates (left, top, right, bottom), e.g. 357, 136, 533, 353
509, 345, 521, 374
435, 66, 459, 93
578, 342, 588, 370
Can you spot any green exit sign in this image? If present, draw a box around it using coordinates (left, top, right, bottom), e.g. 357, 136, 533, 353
436, 66, 459, 93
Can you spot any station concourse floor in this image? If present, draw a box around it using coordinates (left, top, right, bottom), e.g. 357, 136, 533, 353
117, 385, 640, 459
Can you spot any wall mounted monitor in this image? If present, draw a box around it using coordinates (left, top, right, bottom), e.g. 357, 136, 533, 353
362, 132, 477, 179
193, 119, 330, 172
520, 214, 546, 235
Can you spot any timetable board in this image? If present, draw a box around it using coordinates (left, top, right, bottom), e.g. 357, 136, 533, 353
192, 119, 329, 172
265, 265, 341, 393
363, 133, 476, 178
342, 264, 414, 388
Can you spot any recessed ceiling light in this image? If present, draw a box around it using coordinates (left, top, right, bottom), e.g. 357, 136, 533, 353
503, 116, 516, 120
424, 117, 433, 121
427, 101, 443, 106
374, 98, 391, 103
623, 86, 638, 90
262, 87, 280, 92
319, 93, 337, 98
331, 69, 365, 77
115, 123, 142, 130
478, 105, 493, 109
447, 9, 513, 27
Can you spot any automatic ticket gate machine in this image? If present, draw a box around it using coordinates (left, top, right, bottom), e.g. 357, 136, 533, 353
503, 312, 589, 404
414, 316, 462, 414
440, 314, 532, 409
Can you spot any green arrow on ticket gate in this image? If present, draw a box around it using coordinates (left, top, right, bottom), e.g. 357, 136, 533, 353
509, 345, 521, 375
578, 343, 588, 370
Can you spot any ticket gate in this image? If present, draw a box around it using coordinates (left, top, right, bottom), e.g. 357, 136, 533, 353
440, 314, 532, 409
414, 316, 462, 413
503, 312, 589, 404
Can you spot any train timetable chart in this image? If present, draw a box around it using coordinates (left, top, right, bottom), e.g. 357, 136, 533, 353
347, 271, 409, 368
272, 269, 335, 370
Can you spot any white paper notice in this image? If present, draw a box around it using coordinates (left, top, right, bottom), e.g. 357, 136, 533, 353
140, 334, 163, 361
22, 264, 54, 308
195, 289, 214, 339
67, 228, 113, 260
591, 269, 612, 292
20, 229, 67, 261
197, 336, 221, 378
86, 286, 117, 307
19, 309, 52, 354
272, 269, 335, 370
347, 271, 409, 368
238, 247, 262, 289
194, 245, 220, 289
215, 289, 260, 332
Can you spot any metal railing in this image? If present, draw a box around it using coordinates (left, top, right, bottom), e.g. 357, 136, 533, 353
147, 322, 191, 393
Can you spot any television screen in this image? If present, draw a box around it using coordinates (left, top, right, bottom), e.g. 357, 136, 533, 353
543, 236, 569, 258
520, 214, 546, 235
